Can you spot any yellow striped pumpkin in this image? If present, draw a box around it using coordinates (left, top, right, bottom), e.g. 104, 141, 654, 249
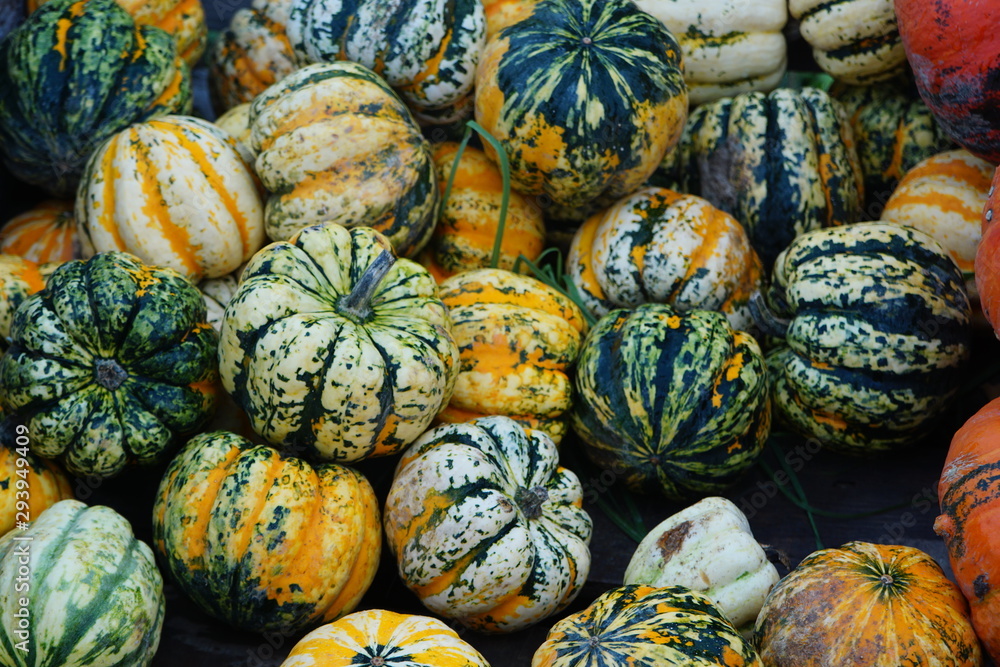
76, 114, 266, 282
0, 200, 80, 264
436, 268, 588, 444
0, 444, 74, 538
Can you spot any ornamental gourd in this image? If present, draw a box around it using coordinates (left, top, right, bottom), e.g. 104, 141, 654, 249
753, 542, 982, 667
249, 62, 439, 257
0, 499, 165, 667
219, 223, 459, 463
572, 303, 770, 500
475, 0, 689, 222
384, 416, 593, 633
532, 585, 763, 667
0, 200, 80, 264
0, 0, 191, 198
482, 0, 538, 41
567, 186, 764, 331
755, 222, 972, 454
0, 254, 57, 351
0, 252, 219, 478
153, 430, 381, 634
973, 167, 1000, 337
0, 442, 73, 537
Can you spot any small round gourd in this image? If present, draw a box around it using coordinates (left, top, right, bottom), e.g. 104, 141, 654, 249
0, 442, 73, 537
0, 200, 80, 263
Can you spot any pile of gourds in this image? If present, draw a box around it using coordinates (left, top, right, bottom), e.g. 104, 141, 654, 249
0, 0, 999, 665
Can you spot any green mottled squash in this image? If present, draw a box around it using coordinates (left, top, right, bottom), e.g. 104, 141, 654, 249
0, 252, 219, 478
153, 430, 381, 634
0, 0, 191, 198
475, 0, 689, 222
0, 440, 74, 537
756, 222, 972, 454
384, 416, 592, 634
0, 499, 164, 667
532, 585, 763, 667
219, 223, 459, 463
571, 303, 770, 500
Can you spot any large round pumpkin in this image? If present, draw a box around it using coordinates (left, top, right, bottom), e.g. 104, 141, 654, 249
0, 0, 191, 198
572, 303, 770, 500
754, 541, 982, 666
153, 430, 381, 634
0, 440, 73, 537
384, 415, 592, 633
249, 62, 439, 257
475, 0, 688, 222
0, 499, 164, 667
0, 252, 219, 478
219, 223, 459, 463
0, 199, 80, 264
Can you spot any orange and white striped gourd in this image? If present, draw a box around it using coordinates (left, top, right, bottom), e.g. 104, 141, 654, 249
0, 200, 80, 263
0, 254, 58, 350
76, 115, 266, 282
0, 444, 74, 538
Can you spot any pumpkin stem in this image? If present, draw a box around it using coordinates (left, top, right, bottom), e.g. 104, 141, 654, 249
749, 292, 790, 338
515, 485, 549, 520
94, 358, 128, 390
339, 249, 396, 322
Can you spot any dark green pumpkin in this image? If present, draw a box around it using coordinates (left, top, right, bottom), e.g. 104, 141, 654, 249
757, 221, 972, 454
0, 0, 191, 198
571, 303, 770, 500
655, 87, 863, 267
0, 251, 219, 478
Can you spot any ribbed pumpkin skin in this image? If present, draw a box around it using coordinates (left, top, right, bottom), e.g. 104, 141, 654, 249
475, 0, 688, 221
249, 62, 439, 257
418, 142, 546, 282
895, 0, 1000, 163
0, 443, 73, 537
384, 416, 592, 633
659, 87, 863, 267
634, 0, 787, 106
790, 0, 905, 85
219, 223, 459, 463
0, 252, 219, 478
436, 268, 587, 444
0, 499, 164, 667
0, 254, 53, 350
153, 431, 381, 634
935, 396, 1000, 662
532, 585, 763, 667
567, 186, 764, 331
287, 0, 486, 121
977, 170, 1000, 336
754, 542, 982, 667
763, 222, 971, 454
831, 78, 954, 215
0, 200, 80, 264
76, 115, 266, 282
571, 303, 770, 500
281, 609, 491, 667
0, 0, 191, 198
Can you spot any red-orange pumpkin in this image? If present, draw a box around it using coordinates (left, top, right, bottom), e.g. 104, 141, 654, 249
975, 167, 1000, 335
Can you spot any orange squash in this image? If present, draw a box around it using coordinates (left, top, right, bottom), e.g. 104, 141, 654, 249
0, 254, 58, 351
0, 442, 74, 537
0, 200, 80, 264
974, 165, 1000, 337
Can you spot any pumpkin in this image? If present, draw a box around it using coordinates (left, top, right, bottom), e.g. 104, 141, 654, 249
483, 0, 538, 41
623, 496, 780, 631
435, 268, 587, 444
974, 167, 1000, 336
0, 499, 164, 667
895, 0, 1000, 163
280, 609, 491, 667
532, 584, 763, 667
286, 0, 486, 124
571, 303, 770, 500
215, 102, 253, 147
153, 430, 380, 634
249, 62, 439, 257
76, 114, 266, 282
219, 223, 459, 463
789, 0, 905, 85
0, 199, 80, 264
657, 87, 864, 267
0, 251, 219, 478
418, 142, 546, 282
830, 77, 954, 216
384, 415, 592, 633
474, 0, 689, 222
567, 186, 764, 331
757, 222, 972, 454
633, 0, 788, 106
0, 0, 191, 198
753, 541, 982, 666
199, 272, 240, 332
934, 396, 1000, 662
0, 254, 56, 351
0, 439, 74, 537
